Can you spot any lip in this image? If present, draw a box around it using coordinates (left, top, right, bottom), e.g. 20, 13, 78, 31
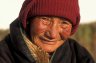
39, 36, 62, 45
42, 41, 57, 45
40, 36, 60, 42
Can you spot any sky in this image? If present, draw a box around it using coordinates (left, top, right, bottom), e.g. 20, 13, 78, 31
0, 0, 96, 29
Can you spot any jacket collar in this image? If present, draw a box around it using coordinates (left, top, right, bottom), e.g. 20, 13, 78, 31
10, 18, 35, 63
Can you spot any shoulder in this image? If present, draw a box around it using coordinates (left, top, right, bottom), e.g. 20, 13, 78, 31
0, 34, 11, 49
68, 38, 90, 56
67, 38, 95, 63
0, 34, 13, 63
0, 34, 11, 52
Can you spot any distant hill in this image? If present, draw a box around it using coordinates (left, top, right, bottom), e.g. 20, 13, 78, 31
0, 29, 9, 41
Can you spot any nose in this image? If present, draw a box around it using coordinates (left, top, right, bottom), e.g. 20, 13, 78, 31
45, 21, 60, 39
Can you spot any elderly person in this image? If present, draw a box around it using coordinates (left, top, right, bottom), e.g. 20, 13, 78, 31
0, 0, 95, 63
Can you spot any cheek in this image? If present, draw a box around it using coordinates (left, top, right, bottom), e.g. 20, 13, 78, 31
30, 21, 48, 35
60, 26, 72, 39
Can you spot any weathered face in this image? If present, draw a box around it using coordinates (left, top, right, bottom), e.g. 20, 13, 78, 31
30, 16, 72, 53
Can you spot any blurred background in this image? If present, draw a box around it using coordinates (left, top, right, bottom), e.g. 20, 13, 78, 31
0, 0, 96, 62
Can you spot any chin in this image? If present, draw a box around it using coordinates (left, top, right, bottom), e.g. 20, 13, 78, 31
44, 49, 55, 53
41, 45, 58, 53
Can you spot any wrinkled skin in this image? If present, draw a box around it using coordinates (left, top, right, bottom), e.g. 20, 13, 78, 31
30, 16, 72, 52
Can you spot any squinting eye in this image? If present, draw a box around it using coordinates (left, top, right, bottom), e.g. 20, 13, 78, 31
61, 21, 70, 24
40, 17, 51, 21
40, 17, 51, 25
60, 21, 72, 29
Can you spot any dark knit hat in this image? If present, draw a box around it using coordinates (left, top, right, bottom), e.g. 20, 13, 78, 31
19, 0, 80, 35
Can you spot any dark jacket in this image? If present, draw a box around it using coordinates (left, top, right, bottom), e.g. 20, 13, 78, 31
0, 19, 95, 63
